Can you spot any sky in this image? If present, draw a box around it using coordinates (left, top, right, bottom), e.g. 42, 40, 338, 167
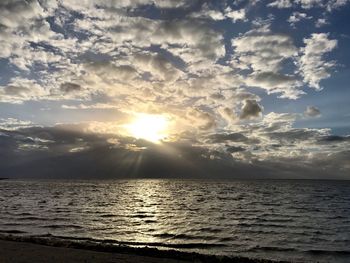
0, 0, 350, 179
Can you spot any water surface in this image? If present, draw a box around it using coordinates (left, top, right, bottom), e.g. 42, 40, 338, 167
1, 179, 349, 262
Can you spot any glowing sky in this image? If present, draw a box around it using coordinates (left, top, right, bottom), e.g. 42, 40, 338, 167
0, 0, 350, 179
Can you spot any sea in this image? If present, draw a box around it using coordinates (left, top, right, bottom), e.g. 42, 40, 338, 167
0, 179, 349, 262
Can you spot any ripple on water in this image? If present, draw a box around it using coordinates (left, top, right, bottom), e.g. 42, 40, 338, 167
0, 179, 350, 263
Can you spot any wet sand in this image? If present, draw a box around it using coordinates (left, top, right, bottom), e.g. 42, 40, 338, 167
0, 235, 284, 263
0, 240, 186, 263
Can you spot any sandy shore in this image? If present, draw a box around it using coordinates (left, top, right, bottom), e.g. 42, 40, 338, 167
0, 240, 187, 263
0, 235, 284, 263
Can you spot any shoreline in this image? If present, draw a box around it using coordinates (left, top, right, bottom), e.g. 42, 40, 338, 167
0, 234, 286, 263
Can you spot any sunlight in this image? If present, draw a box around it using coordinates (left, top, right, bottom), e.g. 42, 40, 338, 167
125, 113, 169, 143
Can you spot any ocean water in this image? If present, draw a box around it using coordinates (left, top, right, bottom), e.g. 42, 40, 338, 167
0, 179, 349, 262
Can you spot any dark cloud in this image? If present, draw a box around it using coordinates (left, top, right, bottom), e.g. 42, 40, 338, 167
226, 146, 245, 153
240, 100, 263, 119
263, 128, 322, 142
0, 126, 256, 179
319, 135, 350, 142
209, 132, 249, 143
0, 124, 349, 179
60, 82, 82, 93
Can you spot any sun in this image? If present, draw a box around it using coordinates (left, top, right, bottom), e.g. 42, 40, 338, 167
125, 113, 169, 143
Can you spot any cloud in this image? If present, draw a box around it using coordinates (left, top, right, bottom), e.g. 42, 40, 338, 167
232, 28, 297, 72
62, 103, 120, 110
226, 146, 246, 153
299, 33, 337, 90
60, 82, 82, 93
297, 0, 325, 9
0, 0, 348, 180
132, 52, 183, 82
304, 106, 321, 117
288, 12, 312, 27
319, 135, 350, 142
61, 0, 191, 10
247, 71, 303, 99
268, 0, 293, 8
268, 0, 350, 10
218, 107, 238, 125
186, 109, 216, 130
240, 100, 263, 120
0, 123, 349, 179
0, 78, 48, 103
208, 132, 250, 143
225, 8, 247, 23
190, 5, 246, 23
231, 27, 305, 99
0, 118, 34, 130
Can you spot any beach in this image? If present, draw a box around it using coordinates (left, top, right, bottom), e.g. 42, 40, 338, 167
0, 240, 186, 263
0, 235, 281, 263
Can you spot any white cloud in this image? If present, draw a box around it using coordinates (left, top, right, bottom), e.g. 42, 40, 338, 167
246, 72, 304, 99
0, 78, 48, 104
187, 5, 246, 23
288, 12, 312, 27
231, 27, 304, 99
268, 0, 349, 10
225, 8, 246, 23
268, 0, 293, 8
0, 118, 34, 130
232, 28, 297, 72
315, 18, 328, 27
299, 33, 337, 90
62, 103, 120, 110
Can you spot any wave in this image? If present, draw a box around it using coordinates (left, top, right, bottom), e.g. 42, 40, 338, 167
0, 233, 282, 263
0, 229, 27, 234
16, 233, 227, 249
307, 249, 350, 256
42, 224, 84, 229
247, 245, 350, 256
152, 233, 216, 242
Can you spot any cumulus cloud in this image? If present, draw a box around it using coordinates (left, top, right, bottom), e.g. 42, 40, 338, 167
0, 0, 348, 179
192, 6, 246, 23
225, 8, 247, 23
186, 109, 216, 130
231, 27, 305, 98
0, 118, 34, 130
268, 0, 293, 8
288, 12, 312, 27
268, 0, 349, 10
315, 18, 329, 27
299, 33, 337, 90
240, 100, 263, 120
62, 103, 120, 110
0, 78, 48, 103
60, 83, 82, 93
218, 107, 238, 125
247, 71, 303, 99
209, 132, 250, 143
232, 28, 297, 72
304, 106, 321, 117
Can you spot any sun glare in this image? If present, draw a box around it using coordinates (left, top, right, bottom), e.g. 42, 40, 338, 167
125, 114, 169, 143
